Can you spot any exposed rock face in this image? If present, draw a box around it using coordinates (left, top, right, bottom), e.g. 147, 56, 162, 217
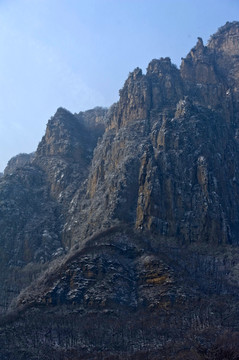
0, 106, 107, 311
4, 152, 35, 176
181, 21, 239, 124
67, 23, 239, 246
76, 106, 108, 136
35, 107, 107, 200
1, 22, 239, 359
2, 228, 239, 360
35, 107, 93, 202
108, 58, 184, 131
0, 163, 61, 312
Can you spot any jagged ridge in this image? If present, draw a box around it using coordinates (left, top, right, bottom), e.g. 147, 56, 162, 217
1, 22, 239, 359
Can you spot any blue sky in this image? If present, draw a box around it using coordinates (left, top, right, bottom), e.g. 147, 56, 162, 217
0, 0, 238, 171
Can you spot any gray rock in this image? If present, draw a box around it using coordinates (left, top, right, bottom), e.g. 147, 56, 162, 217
1, 22, 239, 360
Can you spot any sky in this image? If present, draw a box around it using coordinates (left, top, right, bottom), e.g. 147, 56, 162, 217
0, 0, 238, 171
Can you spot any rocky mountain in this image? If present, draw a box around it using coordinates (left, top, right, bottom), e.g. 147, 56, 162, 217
1, 22, 239, 359
4, 152, 35, 176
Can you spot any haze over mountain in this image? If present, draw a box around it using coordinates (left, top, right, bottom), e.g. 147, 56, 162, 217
1, 22, 239, 359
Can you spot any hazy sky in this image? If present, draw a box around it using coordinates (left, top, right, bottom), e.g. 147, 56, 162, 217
0, 0, 238, 171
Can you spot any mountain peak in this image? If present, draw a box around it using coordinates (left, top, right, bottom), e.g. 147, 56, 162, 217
208, 21, 239, 55
147, 57, 175, 75
54, 106, 73, 117
2, 22, 239, 359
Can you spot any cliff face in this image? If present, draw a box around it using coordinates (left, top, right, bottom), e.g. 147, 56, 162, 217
0, 107, 107, 312
4, 152, 35, 176
107, 58, 184, 131
181, 21, 239, 124
1, 22, 239, 359
67, 23, 239, 246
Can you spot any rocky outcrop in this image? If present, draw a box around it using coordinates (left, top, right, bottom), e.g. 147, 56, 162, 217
76, 106, 108, 137
3, 227, 239, 360
107, 58, 184, 131
181, 22, 239, 124
1, 22, 239, 359
35, 107, 107, 201
135, 99, 239, 244
0, 106, 107, 311
0, 163, 62, 313
4, 152, 35, 176
64, 23, 239, 247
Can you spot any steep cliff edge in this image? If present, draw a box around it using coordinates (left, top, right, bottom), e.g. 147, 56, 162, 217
4, 152, 35, 176
0, 107, 107, 312
66, 22, 239, 246
1, 22, 239, 359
